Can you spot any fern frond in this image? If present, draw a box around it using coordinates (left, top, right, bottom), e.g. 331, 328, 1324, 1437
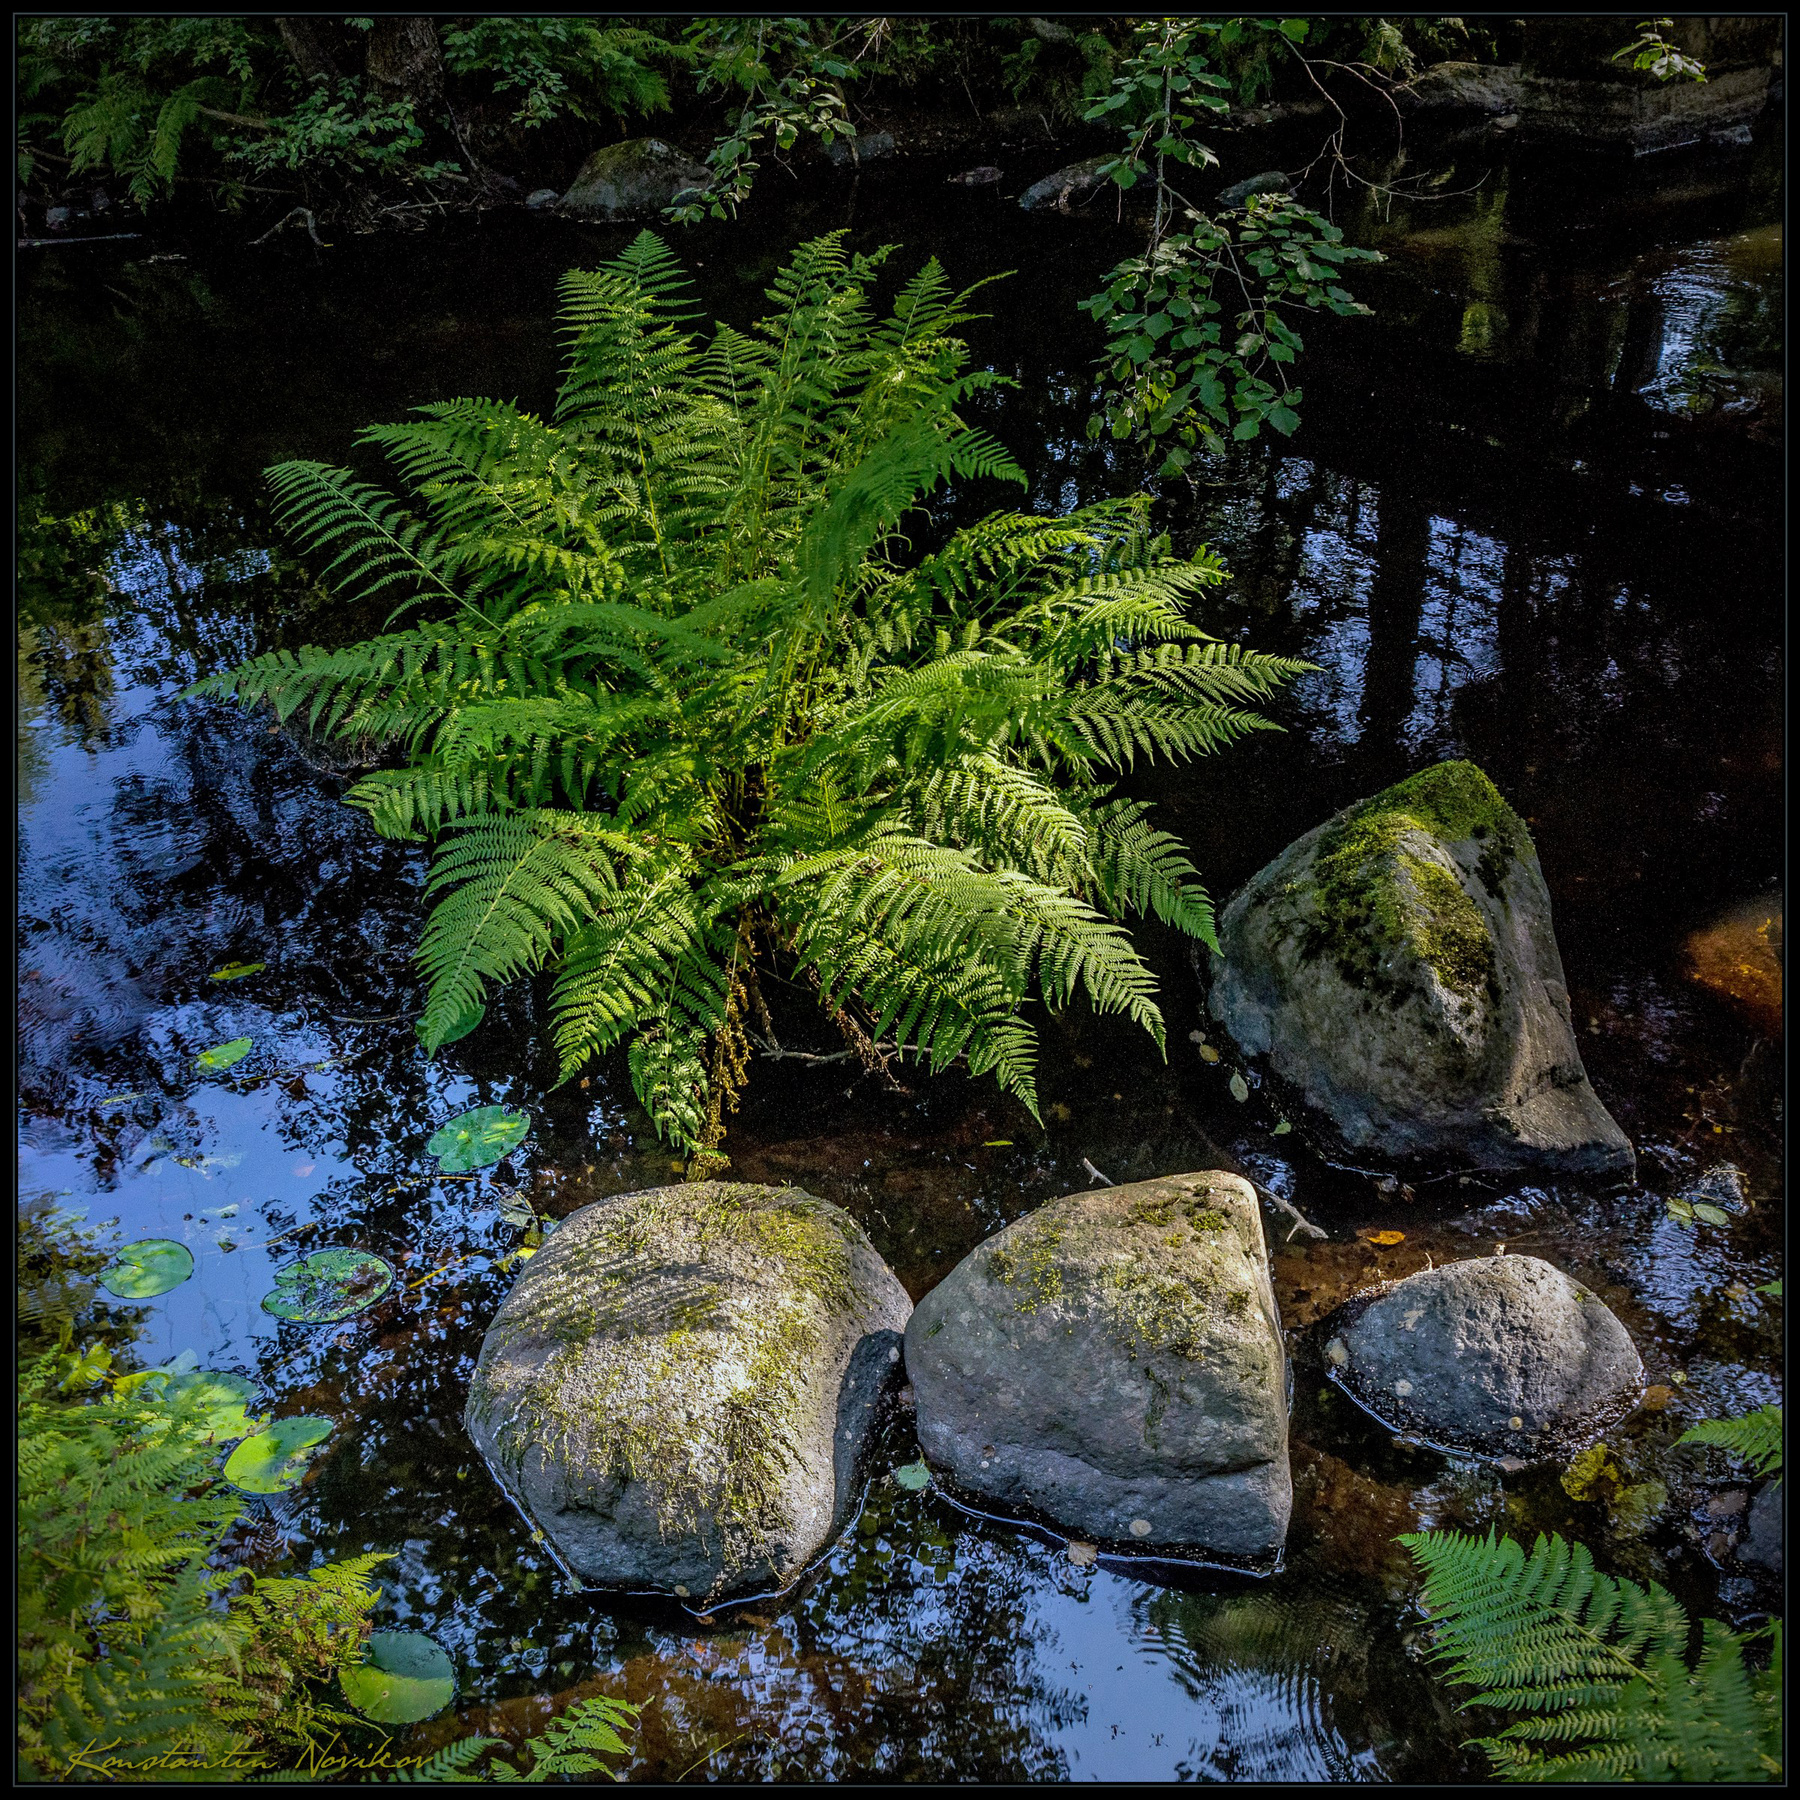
1677, 1405, 1783, 1481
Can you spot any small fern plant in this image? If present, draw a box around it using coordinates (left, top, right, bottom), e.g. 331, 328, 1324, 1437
1402, 1528, 1782, 1782
390, 1693, 641, 1782
1677, 1404, 1783, 1484
190, 230, 1307, 1165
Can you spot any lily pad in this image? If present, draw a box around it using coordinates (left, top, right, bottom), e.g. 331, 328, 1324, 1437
208, 961, 266, 982
98, 1238, 195, 1299
224, 1415, 333, 1493
340, 1630, 456, 1724
893, 1460, 932, 1491
261, 1248, 395, 1323
118, 1363, 259, 1442
196, 1036, 254, 1073
427, 1105, 531, 1173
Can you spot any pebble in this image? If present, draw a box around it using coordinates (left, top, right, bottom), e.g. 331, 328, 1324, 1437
1326, 1337, 1349, 1367
1394, 1379, 1414, 1396
1128, 1517, 1153, 1537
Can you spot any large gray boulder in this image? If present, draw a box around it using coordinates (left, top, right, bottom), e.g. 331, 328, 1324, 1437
1327, 1254, 1644, 1455
559, 138, 710, 218
465, 1181, 910, 1601
1018, 154, 1117, 215
1208, 760, 1634, 1179
905, 1172, 1291, 1558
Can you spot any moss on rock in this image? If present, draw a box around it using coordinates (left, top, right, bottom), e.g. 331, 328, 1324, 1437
1300, 760, 1531, 1003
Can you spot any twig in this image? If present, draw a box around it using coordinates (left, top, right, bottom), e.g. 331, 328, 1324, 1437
1082, 1157, 1115, 1187
745, 1030, 854, 1066
675, 1732, 752, 1783
1248, 1179, 1327, 1242
249, 205, 328, 249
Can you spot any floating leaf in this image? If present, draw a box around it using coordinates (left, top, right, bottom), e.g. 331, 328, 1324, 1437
224, 1415, 333, 1493
1665, 1196, 1695, 1226
1690, 1202, 1732, 1226
118, 1365, 258, 1442
341, 1630, 456, 1724
262, 1248, 395, 1323
893, 1460, 931, 1491
1758, 1279, 1783, 1299
98, 1092, 141, 1106
99, 1239, 194, 1299
208, 961, 265, 982
196, 1036, 253, 1073
496, 1192, 537, 1229
1364, 1229, 1406, 1246
1198, 1044, 1221, 1063
981, 1139, 1014, 1147
1228, 1072, 1250, 1102
427, 1105, 531, 1173
1272, 1119, 1292, 1135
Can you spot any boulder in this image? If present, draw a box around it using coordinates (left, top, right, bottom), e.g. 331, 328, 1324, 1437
824, 130, 895, 166
1217, 170, 1293, 208
465, 1181, 910, 1601
1739, 1482, 1782, 1575
905, 1172, 1291, 1558
560, 138, 710, 218
1674, 1161, 1751, 1217
1397, 61, 1525, 118
1208, 760, 1634, 1178
1326, 1253, 1644, 1455
1018, 154, 1117, 215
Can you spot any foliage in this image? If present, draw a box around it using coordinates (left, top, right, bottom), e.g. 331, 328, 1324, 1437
1079, 18, 1383, 473
441, 19, 681, 132
389, 1693, 641, 1783
17, 1337, 384, 1780
1402, 1528, 1781, 1782
191, 230, 1306, 1161
1677, 1405, 1783, 1483
1612, 20, 1709, 85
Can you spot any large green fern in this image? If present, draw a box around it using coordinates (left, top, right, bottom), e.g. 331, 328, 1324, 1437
1402, 1528, 1782, 1783
1677, 1404, 1783, 1484
192, 230, 1309, 1162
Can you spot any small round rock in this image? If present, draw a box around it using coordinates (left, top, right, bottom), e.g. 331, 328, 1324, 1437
1129, 1518, 1153, 1538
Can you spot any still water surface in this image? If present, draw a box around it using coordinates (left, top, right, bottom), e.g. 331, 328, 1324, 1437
18, 124, 1781, 1780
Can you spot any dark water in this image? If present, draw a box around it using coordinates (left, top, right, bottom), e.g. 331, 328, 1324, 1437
18, 120, 1782, 1781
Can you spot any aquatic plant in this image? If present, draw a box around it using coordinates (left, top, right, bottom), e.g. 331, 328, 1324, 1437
1401, 1528, 1782, 1782
389, 1692, 641, 1783
193, 230, 1306, 1164
1677, 1404, 1783, 1483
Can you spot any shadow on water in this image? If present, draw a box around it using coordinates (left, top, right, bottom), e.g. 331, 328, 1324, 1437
17, 114, 1781, 1780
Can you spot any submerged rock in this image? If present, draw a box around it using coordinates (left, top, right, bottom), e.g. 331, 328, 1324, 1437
1018, 155, 1117, 215
1327, 1254, 1644, 1456
465, 1181, 909, 1601
905, 1172, 1291, 1559
1208, 760, 1634, 1178
1739, 1483, 1782, 1575
824, 130, 895, 165
1217, 170, 1293, 208
560, 138, 710, 218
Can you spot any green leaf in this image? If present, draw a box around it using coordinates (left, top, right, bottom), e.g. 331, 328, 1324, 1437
1690, 1202, 1732, 1226
98, 1239, 195, 1300
341, 1629, 456, 1724
261, 1248, 396, 1323
207, 961, 266, 982
1228, 1072, 1250, 1102
224, 1415, 334, 1493
427, 1105, 531, 1172
195, 1036, 253, 1072
893, 1460, 931, 1491
1272, 1119, 1292, 1135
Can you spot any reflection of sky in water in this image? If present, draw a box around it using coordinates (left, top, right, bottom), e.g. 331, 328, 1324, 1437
1632, 228, 1783, 410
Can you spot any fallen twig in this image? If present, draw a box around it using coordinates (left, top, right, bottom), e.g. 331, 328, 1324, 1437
249, 205, 328, 249
1248, 1179, 1327, 1242
1082, 1157, 1115, 1187
745, 1029, 854, 1066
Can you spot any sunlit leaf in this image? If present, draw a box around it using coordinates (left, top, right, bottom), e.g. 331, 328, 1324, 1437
893, 1460, 931, 1491
208, 961, 266, 981
341, 1629, 456, 1723
427, 1105, 531, 1173
1228, 1072, 1249, 1102
1690, 1202, 1732, 1226
98, 1239, 194, 1299
1364, 1229, 1405, 1246
224, 1415, 333, 1493
195, 1036, 254, 1072
1272, 1119, 1292, 1135
261, 1247, 395, 1323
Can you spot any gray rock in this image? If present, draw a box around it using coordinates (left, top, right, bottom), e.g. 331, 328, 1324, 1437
465, 1181, 910, 1601
1208, 760, 1634, 1179
1217, 170, 1293, 208
1018, 154, 1117, 214
560, 138, 711, 219
1330, 1254, 1644, 1455
1738, 1482, 1782, 1575
1676, 1162, 1751, 1216
1398, 61, 1525, 118
947, 165, 1004, 186
524, 187, 560, 208
824, 130, 895, 166
905, 1172, 1291, 1558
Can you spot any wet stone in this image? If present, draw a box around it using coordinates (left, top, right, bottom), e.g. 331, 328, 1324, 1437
1329, 1254, 1645, 1458
905, 1172, 1291, 1559
560, 138, 711, 218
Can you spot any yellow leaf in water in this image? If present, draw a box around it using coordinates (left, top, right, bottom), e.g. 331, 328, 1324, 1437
1198, 1044, 1221, 1063
1364, 1230, 1405, 1246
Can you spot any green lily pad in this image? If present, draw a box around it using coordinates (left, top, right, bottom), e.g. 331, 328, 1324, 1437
261, 1248, 395, 1323
223, 1415, 333, 1493
341, 1630, 456, 1724
118, 1363, 259, 1442
894, 1460, 932, 1491
196, 1036, 254, 1073
427, 1105, 531, 1173
98, 1239, 195, 1299
208, 961, 265, 982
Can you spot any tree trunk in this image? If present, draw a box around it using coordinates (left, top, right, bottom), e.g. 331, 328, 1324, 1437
276, 17, 344, 84
366, 17, 446, 108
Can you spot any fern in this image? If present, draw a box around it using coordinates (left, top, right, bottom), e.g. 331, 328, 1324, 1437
1677, 1405, 1783, 1483
386, 1694, 641, 1783
192, 230, 1310, 1157
1402, 1528, 1782, 1782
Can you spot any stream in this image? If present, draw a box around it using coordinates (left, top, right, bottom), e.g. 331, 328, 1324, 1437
18, 118, 1782, 1781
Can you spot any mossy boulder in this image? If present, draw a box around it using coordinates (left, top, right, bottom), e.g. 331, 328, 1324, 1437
1018, 154, 1116, 214
1208, 761, 1633, 1178
465, 1182, 910, 1601
559, 138, 710, 218
1325, 1254, 1644, 1458
904, 1173, 1291, 1559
